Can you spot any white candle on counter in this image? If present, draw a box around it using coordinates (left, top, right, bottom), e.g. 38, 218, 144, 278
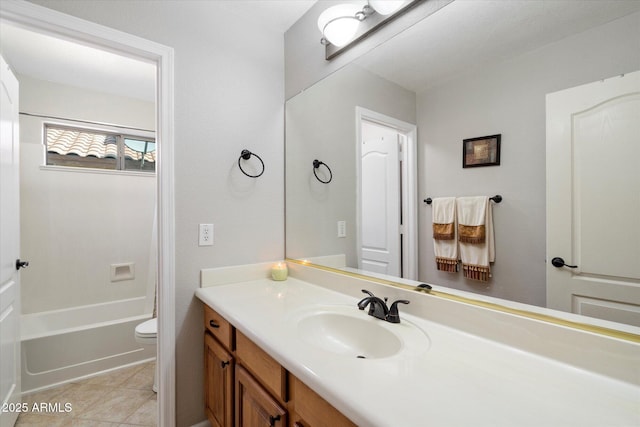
271, 262, 288, 281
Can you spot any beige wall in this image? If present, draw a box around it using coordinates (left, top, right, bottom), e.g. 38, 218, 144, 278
24, 1, 286, 425
19, 75, 156, 314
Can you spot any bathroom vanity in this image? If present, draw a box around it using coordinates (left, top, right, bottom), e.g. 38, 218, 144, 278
196, 261, 640, 427
202, 303, 355, 427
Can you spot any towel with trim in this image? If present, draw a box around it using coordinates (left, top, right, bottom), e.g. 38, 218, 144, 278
456, 196, 495, 281
432, 197, 457, 272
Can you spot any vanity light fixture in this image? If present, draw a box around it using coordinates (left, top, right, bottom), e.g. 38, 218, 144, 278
368, 0, 407, 15
318, 0, 420, 60
317, 3, 367, 47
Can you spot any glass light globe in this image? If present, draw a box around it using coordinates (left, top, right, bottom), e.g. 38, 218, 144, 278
317, 4, 363, 47
368, 0, 407, 16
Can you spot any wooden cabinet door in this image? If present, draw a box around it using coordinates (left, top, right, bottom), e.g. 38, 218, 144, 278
290, 376, 356, 427
236, 365, 287, 427
205, 332, 234, 427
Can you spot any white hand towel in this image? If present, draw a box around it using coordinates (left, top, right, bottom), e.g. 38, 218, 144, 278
456, 196, 495, 281
432, 197, 457, 272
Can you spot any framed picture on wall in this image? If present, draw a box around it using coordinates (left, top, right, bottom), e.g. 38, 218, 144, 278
463, 134, 501, 168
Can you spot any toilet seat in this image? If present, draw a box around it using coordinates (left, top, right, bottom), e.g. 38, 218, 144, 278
135, 318, 157, 345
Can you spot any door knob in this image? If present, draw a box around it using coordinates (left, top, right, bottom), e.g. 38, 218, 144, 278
551, 257, 577, 269
15, 259, 29, 270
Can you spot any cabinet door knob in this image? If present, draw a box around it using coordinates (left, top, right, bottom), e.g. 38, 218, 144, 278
209, 320, 220, 328
220, 360, 230, 369
269, 415, 281, 426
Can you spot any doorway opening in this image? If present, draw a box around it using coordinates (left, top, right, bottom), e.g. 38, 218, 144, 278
0, 2, 175, 425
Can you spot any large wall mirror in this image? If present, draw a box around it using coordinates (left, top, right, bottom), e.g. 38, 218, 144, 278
285, 1, 640, 332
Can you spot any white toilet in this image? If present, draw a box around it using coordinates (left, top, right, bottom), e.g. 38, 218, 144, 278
135, 317, 158, 392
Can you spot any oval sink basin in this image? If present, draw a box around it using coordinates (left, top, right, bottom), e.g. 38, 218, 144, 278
299, 311, 402, 358
293, 305, 430, 359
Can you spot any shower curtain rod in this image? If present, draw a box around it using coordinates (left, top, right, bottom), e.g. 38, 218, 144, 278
19, 111, 155, 133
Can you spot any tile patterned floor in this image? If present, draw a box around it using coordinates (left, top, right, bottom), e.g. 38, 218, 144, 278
15, 361, 157, 426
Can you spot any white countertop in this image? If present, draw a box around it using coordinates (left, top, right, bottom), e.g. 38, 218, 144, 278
195, 276, 640, 427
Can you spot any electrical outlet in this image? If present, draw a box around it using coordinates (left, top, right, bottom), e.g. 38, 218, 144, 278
199, 224, 214, 246
337, 220, 346, 238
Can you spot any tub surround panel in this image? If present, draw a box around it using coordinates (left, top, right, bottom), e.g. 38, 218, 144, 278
19, 76, 156, 315
197, 263, 639, 426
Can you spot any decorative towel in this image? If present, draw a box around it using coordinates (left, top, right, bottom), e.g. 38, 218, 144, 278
432, 197, 458, 272
456, 196, 495, 281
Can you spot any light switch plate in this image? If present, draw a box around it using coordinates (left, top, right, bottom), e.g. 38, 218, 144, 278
337, 220, 346, 238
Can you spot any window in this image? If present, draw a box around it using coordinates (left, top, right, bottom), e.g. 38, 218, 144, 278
45, 124, 156, 172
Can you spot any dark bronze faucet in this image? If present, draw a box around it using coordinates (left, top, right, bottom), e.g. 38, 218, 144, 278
357, 289, 410, 323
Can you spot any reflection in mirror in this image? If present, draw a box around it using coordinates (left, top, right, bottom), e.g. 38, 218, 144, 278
286, 63, 416, 272
285, 0, 640, 329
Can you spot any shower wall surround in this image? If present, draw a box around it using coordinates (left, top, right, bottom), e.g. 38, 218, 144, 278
19, 75, 156, 314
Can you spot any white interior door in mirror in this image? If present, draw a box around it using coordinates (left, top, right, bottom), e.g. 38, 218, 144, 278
546, 71, 640, 326
359, 120, 401, 276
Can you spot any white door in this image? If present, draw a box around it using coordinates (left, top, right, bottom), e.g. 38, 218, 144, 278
360, 120, 401, 276
546, 71, 640, 326
0, 55, 22, 427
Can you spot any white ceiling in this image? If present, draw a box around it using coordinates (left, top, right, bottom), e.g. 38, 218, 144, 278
0, 0, 316, 102
0, 24, 158, 101
355, 0, 640, 93
3, 1, 637, 101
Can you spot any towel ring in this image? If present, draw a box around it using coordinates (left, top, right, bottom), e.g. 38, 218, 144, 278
238, 149, 265, 178
313, 159, 333, 184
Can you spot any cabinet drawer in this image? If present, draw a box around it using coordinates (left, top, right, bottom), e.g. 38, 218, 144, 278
291, 376, 356, 427
204, 305, 233, 349
236, 330, 287, 402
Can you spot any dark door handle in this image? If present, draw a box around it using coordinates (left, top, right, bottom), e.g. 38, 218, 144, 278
16, 259, 29, 270
551, 257, 577, 269
209, 320, 220, 328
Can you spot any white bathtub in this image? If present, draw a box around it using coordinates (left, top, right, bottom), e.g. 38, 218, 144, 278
21, 297, 156, 393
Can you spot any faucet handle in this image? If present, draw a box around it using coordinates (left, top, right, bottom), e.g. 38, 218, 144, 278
357, 289, 374, 310
386, 300, 410, 324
